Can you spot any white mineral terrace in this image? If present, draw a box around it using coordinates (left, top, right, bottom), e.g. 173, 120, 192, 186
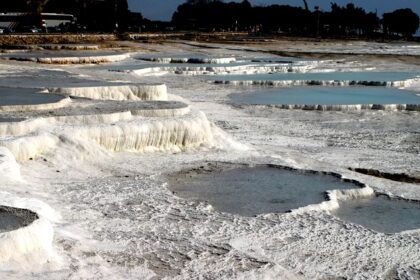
1, 51, 130, 64
37, 44, 101, 51
0, 108, 212, 162
127, 63, 318, 76
48, 84, 168, 101
0, 205, 53, 267
138, 56, 237, 64
0, 100, 191, 136
0, 41, 419, 279
0, 89, 201, 161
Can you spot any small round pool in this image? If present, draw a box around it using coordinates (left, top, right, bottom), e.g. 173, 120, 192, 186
0, 206, 38, 233
168, 165, 359, 216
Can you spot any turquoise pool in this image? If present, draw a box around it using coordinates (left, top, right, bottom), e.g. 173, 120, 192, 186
231, 87, 420, 105
214, 72, 420, 82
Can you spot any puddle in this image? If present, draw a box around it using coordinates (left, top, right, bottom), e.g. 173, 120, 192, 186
0, 117, 25, 122
332, 195, 420, 233
0, 87, 64, 106
168, 165, 358, 216
214, 71, 420, 82
231, 87, 420, 105
0, 206, 38, 233
0, 70, 113, 88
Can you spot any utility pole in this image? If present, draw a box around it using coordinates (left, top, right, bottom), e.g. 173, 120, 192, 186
315, 6, 320, 36
302, 0, 309, 11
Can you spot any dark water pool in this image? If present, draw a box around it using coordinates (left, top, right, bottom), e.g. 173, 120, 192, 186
332, 195, 420, 233
0, 206, 38, 233
169, 166, 358, 216
0, 87, 64, 106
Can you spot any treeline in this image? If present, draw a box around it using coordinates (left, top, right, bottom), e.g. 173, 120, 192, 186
2, 0, 419, 36
172, 0, 420, 37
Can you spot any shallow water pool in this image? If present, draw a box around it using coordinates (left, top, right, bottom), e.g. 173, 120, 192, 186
0, 70, 112, 88
332, 195, 420, 233
214, 71, 420, 82
0, 87, 64, 106
1, 50, 123, 59
231, 87, 420, 105
169, 166, 358, 216
0, 206, 38, 233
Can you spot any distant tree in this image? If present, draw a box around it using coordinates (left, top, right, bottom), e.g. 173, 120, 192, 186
28, 0, 48, 13
326, 3, 379, 36
171, 0, 418, 39
382, 9, 420, 37
172, 0, 310, 33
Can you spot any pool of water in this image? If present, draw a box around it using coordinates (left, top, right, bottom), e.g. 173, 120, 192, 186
0, 212, 26, 233
0, 117, 25, 122
0, 87, 64, 106
0, 206, 38, 233
168, 166, 358, 216
332, 195, 420, 233
0, 51, 124, 59
231, 87, 420, 105
213, 72, 420, 82
0, 70, 112, 88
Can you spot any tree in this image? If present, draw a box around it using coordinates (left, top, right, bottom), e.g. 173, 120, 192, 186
28, 0, 49, 13
382, 9, 420, 37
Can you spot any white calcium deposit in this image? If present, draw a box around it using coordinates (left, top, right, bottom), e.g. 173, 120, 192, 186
4, 53, 130, 64
0, 41, 419, 279
0, 109, 215, 161
128, 64, 317, 76
48, 84, 168, 101
0, 215, 54, 270
140, 56, 237, 64
0, 147, 21, 179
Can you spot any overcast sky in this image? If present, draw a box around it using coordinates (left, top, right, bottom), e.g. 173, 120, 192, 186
128, 0, 420, 21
